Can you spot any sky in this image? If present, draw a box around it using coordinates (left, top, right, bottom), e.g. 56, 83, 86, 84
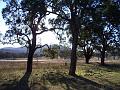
0, 1, 60, 48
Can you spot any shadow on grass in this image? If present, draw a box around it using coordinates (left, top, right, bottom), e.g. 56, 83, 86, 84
97, 63, 120, 72
14, 72, 31, 90
0, 72, 48, 90
103, 63, 120, 69
0, 72, 31, 90
41, 72, 115, 90
0, 71, 119, 90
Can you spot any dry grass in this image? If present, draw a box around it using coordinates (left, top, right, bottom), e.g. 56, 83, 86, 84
0, 59, 120, 90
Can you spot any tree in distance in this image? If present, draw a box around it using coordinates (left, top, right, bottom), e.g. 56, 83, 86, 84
43, 44, 59, 59
77, 25, 94, 64
91, 0, 120, 65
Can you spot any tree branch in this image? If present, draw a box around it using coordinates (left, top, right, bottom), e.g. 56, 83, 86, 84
36, 29, 49, 35
35, 44, 50, 50
36, 27, 63, 35
47, 11, 70, 22
17, 32, 31, 45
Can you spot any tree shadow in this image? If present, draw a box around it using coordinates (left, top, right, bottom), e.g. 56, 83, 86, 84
0, 72, 48, 90
41, 72, 116, 90
14, 72, 31, 90
0, 72, 31, 90
97, 63, 120, 72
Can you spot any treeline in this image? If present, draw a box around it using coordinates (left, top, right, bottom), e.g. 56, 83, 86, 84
42, 44, 120, 60
0, 44, 120, 60
42, 45, 71, 59
0, 45, 71, 59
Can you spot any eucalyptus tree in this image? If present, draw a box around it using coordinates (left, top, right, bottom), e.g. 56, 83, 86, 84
77, 0, 120, 65
43, 44, 59, 59
78, 38, 93, 64
92, 24, 115, 65
91, 0, 120, 65
77, 20, 94, 64
2, 0, 50, 73
46, 0, 107, 75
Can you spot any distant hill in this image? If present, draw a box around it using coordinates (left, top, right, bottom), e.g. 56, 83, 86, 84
0, 47, 27, 54
0, 47, 43, 59
0, 45, 71, 59
0, 45, 71, 54
0, 47, 44, 55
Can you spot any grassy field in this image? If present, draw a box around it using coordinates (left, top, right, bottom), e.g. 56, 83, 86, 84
0, 60, 120, 90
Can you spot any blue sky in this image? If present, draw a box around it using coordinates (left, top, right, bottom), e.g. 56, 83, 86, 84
0, 1, 8, 34
0, 1, 60, 48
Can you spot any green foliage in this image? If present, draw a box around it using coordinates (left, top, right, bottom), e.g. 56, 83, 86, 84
47, 0, 120, 73
83, 0, 120, 63
43, 48, 58, 59
43, 45, 71, 59
2, 0, 47, 47
43, 45, 59, 59
2, 0, 51, 72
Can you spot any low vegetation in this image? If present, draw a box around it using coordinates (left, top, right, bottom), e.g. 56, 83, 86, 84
0, 60, 120, 90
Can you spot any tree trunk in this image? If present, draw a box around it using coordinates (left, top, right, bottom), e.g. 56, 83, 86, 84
101, 36, 106, 65
101, 50, 105, 65
84, 47, 93, 64
69, 23, 78, 75
84, 51, 90, 64
69, 38, 78, 76
26, 47, 34, 73
69, 6, 79, 76
26, 29, 36, 73
85, 58, 89, 64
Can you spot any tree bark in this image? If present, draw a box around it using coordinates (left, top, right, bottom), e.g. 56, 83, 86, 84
26, 36, 36, 73
69, 5, 79, 76
69, 34, 78, 76
26, 30, 36, 73
69, 20, 79, 75
101, 49, 105, 65
100, 35, 107, 65
26, 48, 34, 73
84, 47, 93, 64
85, 58, 89, 64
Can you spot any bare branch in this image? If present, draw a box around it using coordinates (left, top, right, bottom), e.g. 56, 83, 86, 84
17, 33, 31, 45
36, 27, 62, 35
47, 11, 70, 22
35, 44, 50, 50
36, 29, 49, 35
